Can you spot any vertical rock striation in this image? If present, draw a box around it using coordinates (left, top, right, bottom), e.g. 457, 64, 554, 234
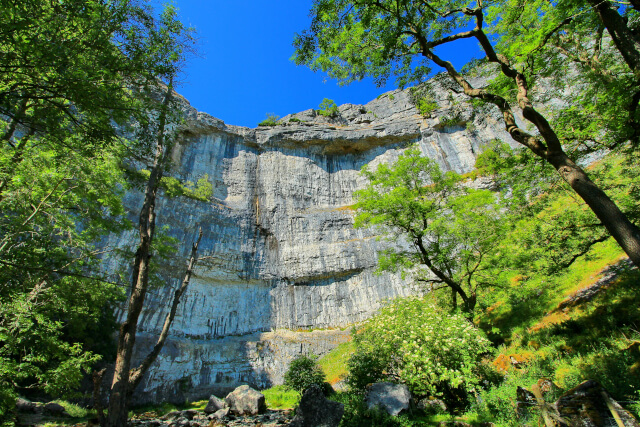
105, 75, 517, 403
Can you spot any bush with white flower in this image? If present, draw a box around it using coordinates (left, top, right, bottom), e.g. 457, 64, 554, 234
346, 296, 493, 403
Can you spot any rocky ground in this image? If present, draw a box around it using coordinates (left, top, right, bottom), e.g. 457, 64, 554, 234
128, 408, 294, 427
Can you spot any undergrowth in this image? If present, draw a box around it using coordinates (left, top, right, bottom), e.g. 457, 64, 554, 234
263, 385, 300, 410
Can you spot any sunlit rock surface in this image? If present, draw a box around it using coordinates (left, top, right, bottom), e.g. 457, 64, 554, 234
105, 75, 517, 403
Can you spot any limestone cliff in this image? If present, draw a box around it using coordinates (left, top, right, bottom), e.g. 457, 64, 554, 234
104, 75, 518, 403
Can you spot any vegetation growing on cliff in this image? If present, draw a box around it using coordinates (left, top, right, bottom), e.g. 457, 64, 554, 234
317, 98, 339, 117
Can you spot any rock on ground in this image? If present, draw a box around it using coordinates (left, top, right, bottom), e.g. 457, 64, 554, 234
129, 409, 292, 427
556, 380, 640, 426
204, 395, 227, 414
365, 382, 411, 417
289, 384, 344, 427
225, 385, 267, 416
15, 398, 38, 413
43, 402, 66, 416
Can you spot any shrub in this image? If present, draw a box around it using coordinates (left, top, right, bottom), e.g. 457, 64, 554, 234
416, 98, 438, 116
346, 297, 493, 406
317, 98, 339, 117
439, 113, 463, 128
289, 117, 303, 123
284, 354, 326, 394
258, 113, 279, 126
409, 84, 438, 117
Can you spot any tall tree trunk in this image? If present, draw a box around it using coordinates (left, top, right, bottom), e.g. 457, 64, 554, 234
586, 0, 640, 74
546, 152, 640, 266
415, 15, 640, 268
105, 80, 173, 427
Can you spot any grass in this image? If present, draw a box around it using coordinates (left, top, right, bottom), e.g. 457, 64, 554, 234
318, 341, 355, 385
479, 238, 627, 343
262, 385, 299, 410
473, 257, 640, 425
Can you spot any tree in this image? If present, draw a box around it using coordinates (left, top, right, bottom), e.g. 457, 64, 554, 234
485, 0, 640, 151
0, 99, 131, 422
293, 0, 640, 268
583, 0, 640, 75
355, 147, 505, 314
0, 0, 196, 422
102, 78, 204, 427
99, 8, 199, 425
0, 0, 186, 201
317, 98, 339, 117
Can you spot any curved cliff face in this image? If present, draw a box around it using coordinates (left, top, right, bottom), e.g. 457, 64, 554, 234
107, 76, 516, 403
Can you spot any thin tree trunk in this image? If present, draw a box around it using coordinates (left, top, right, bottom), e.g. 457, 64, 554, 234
92, 368, 107, 426
0, 129, 34, 201
105, 80, 173, 427
1, 98, 28, 143
128, 228, 203, 391
415, 236, 475, 313
586, 0, 640, 74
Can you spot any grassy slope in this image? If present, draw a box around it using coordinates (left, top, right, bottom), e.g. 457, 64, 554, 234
318, 341, 355, 386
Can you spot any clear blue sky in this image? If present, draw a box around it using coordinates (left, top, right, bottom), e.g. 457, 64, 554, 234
170, 1, 479, 128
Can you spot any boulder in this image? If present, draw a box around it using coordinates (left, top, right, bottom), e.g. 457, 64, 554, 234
161, 410, 182, 420
15, 398, 37, 413
204, 395, 227, 414
417, 397, 447, 414
365, 382, 411, 417
43, 402, 67, 416
225, 385, 266, 416
210, 407, 229, 421
555, 380, 639, 427
289, 384, 344, 427
168, 418, 190, 427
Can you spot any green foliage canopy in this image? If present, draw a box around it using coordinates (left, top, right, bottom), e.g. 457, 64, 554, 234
0, 0, 195, 419
294, 0, 640, 269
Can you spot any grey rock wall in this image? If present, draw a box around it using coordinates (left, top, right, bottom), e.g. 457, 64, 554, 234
106, 74, 518, 403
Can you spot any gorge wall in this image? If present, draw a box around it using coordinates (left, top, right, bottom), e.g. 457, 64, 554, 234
103, 74, 519, 403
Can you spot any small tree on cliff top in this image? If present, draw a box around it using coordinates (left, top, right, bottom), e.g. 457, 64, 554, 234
293, 0, 640, 268
355, 146, 506, 314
